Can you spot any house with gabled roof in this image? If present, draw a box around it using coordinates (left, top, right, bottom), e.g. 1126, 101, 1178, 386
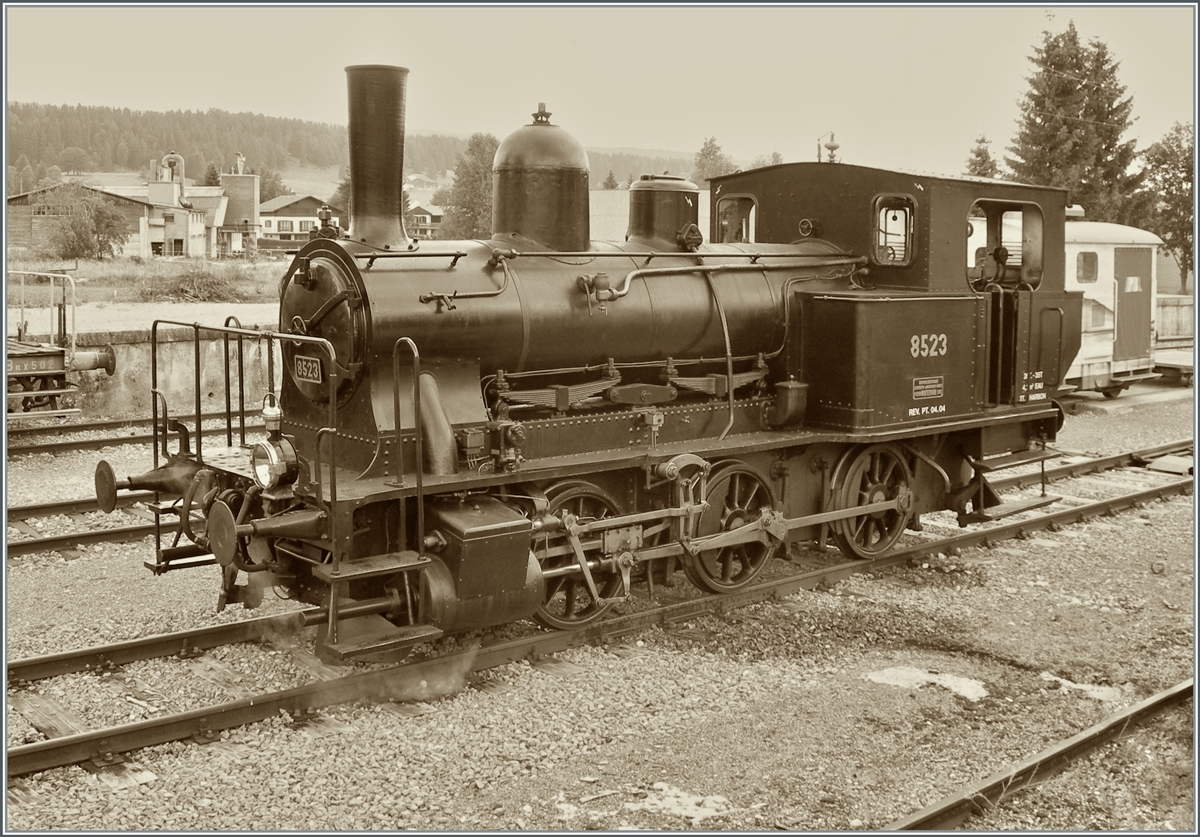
409, 202, 443, 240
259, 195, 343, 242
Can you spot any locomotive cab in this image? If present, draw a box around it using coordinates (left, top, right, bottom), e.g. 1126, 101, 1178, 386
710, 164, 1083, 412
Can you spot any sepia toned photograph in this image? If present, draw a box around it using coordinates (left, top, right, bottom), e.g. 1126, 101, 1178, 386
4, 2, 1195, 831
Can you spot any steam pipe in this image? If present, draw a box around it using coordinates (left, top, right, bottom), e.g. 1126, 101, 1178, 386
601, 258, 868, 302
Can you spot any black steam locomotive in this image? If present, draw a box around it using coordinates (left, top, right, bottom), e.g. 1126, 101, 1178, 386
95, 65, 1082, 661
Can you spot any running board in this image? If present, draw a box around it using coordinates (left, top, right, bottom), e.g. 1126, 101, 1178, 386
320, 617, 444, 661
960, 494, 1060, 524
972, 448, 1060, 473
1110, 371, 1162, 384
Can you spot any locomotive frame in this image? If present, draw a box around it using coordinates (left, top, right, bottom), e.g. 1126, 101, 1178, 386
95, 65, 1083, 662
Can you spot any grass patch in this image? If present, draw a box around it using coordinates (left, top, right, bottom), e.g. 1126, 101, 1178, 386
6, 253, 285, 305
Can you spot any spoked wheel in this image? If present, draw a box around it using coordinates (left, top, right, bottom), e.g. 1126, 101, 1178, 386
830, 444, 913, 559
685, 462, 777, 593
532, 480, 625, 630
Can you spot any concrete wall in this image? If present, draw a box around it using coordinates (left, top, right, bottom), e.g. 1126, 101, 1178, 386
70, 325, 282, 419
1156, 295, 1194, 343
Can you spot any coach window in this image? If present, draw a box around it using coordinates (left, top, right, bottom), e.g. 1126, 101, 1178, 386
717, 196, 756, 243
1077, 252, 1098, 283
872, 194, 915, 266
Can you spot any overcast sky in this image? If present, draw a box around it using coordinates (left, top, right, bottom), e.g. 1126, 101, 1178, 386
4, 3, 1196, 174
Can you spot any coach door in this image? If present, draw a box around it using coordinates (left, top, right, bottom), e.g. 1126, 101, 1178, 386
1113, 247, 1152, 362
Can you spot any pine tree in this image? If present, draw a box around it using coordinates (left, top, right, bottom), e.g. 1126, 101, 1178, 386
965, 135, 1000, 178
1005, 22, 1141, 222
204, 163, 221, 187
602, 169, 618, 189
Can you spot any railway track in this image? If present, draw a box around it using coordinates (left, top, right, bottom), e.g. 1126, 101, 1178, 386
6, 413, 263, 457
5, 492, 163, 557
884, 679, 1194, 830
7, 439, 1192, 559
6, 439, 1194, 778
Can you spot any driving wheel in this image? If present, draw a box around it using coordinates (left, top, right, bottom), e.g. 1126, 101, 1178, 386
685, 462, 777, 593
532, 480, 625, 630
831, 444, 913, 559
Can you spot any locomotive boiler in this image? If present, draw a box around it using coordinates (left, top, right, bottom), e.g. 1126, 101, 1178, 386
95, 65, 1083, 661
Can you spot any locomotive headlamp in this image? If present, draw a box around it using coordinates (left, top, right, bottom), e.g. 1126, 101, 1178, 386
251, 438, 298, 490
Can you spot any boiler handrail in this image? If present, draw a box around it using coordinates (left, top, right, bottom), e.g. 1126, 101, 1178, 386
392, 338, 425, 558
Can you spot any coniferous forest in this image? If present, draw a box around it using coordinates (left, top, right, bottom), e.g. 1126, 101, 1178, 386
7, 102, 692, 187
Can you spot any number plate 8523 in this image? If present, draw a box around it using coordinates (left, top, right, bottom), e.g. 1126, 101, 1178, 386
294, 355, 322, 384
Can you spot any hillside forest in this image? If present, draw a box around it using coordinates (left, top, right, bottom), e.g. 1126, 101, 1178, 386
6, 102, 692, 199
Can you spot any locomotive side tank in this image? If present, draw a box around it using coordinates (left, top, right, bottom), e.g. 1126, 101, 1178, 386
95, 64, 1083, 662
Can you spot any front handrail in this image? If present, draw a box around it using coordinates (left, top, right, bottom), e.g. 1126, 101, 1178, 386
148, 321, 338, 504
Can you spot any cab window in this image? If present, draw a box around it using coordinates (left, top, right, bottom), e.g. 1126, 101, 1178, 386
717, 196, 756, 243
872, 194, 915, 266
967, 200, 1045, 290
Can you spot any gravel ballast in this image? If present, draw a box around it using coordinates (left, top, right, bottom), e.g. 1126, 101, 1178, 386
4, 391, 1194, 830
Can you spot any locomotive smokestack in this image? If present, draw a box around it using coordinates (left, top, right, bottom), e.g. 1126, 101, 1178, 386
345, 64, 411, 250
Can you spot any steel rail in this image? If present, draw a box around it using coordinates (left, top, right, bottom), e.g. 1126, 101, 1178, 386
992, 439, 1192, 491
886, 679, 1194, 830
8, 492, 154, 519
6, 519, 167, 558
6, 611, 313, 683
7, 410, 259, 439
7, 422, 265, 457
7, 467, 1193, 777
